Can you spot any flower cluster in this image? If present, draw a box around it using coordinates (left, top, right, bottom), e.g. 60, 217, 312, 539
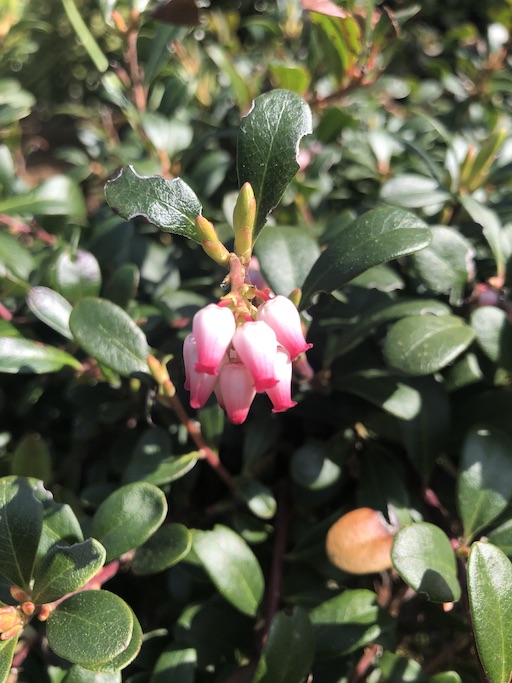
183, 295, 312, 424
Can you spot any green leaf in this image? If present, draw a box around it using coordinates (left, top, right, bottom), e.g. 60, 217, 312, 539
0, 634, 19, 683
290, 439, 342, 490
105, 263, 140, 309
234, 477, 277, 519
460, 195, 507, 280
150, 645, 197, 683
69, 298, 150, 377
49, 250, 102, 304
104, 166, 202, 242
456, 426, 512, 541
192, 524, 265, 616
0, 337, 82, 374
237, 89, 312, 239
410, 226, 474, 301
310, 12, 361, 81
253, 607, 314, 683
467, 542, 512, 683
26, 287, 73, 339
61, 0, 109, 73
91, 482, 167, 561
38, 497, 84, 558
488, 516, 512, 557
46, 590, 134, 666
300, 208, 431, 308
0, 175, 86, 218
0, 231, 34, 280
0, 476, 43, 588
81, 608, 142, 673
334, 370, 421, 420
32, 538, 106, 603
11, 433, 52, 482
391, 523, 460, 602
254, 225, 320, 297
382, 314, 475, 376
63, 665, 120, 683
309, 589, 390, 658
269, 63, 311, 95
325, 298, 450, 363
132, 523, 192, 575
380, 173, 451, 209
471, 306, 512, 370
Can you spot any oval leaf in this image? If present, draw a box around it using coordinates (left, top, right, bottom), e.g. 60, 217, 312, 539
192, 524, 265, 616
456, 426, 512, 541
63, 665, 121, 682
467, 542, 512, 683
69, 298, 149, 377
80, 608, 142, 673
150, 645, 197, 683
91, 482, 167, 561
26, 286, 73, 339
0, 175, 86, 218
104, 166, 202, 242
382, 314, 474, 376
0, 476, 43, 588
300, 208, 431, 307
0, 336, 82, 374
50, 250, 101, 304
471, 306, 512, 370
391, 523, 460, 602
32, 538, 106, 603
46, 590, 134, 666
12, 433, 52, 482
253, 607, 315, 683
132, 523, 192, 575
237, 89, 312, 238
380, 173, 451, 209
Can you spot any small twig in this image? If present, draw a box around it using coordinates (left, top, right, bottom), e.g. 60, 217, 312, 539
349, 644, 381, 683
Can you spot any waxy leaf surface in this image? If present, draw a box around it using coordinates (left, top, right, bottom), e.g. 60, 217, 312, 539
0, 337, 82, 374
132, 523, 192, 575
26, 287, 73, 339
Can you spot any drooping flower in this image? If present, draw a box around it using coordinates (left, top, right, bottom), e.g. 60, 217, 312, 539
218, 362, 256, 424
232, 320, 278, 392
183, 334, 219, 408
266, 346, 297, 413
256, 295, 312, 360
192, 304, 236, 375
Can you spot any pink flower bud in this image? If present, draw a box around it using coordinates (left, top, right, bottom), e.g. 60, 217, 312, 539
183, 334, 219, 408
266, 346, 297, 413
256, 295, 312, 360
232, 321, 278, 392
192, 304, 236, 375
219, 363, 256, 424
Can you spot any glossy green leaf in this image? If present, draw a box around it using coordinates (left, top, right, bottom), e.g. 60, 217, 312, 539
49, 250, 101, 304
63, 665, 121, 683
467, 542, 512, 683
392, 523, 460, 602
310, 12, 361, 80
457, 426, 512, 541
234, 476, 277, 519
488, 517, 512, 557
0, 476, 43, 588
471, 306, 512, 370
398, 377, 450, 481
460, 195, 507, 280
32, 538, 106, 603
382, 314, 475, 376
300, 208, 431, 308
255, 224, 320, 297
91, 482, 167, 561
11, 432, 52, 482
0, 175, 86, 218
334, 370, 421, 420
132, 523, 192, 575
0, 336, 82, 374
269, 63, 311, 95
140, 113, 193, 157
26, 287, 73, 339
380, 173, 451, 208
410, 226, 473, 300
69, 298, 150, 377
47, 590, 134, 666
253, 607, 315, 683
428, 673, 462, 683
237, 89, 312, 238
81, 608, 142, 673
0, 634, 19, 683
38, 497, 84, 558
0, 231, 34, 280
325, 298, 450, 363
192, 524, 265, 616
290, 440, 342, 490
104, 166, 202, 242
309, 589, 390, 658
150, 645, 197, 683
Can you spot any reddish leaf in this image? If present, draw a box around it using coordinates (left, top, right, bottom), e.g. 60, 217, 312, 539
302, 0, 349, 19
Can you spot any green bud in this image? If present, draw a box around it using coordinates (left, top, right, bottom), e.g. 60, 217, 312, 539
195, 215, 231, 268
233, 183, 256, 265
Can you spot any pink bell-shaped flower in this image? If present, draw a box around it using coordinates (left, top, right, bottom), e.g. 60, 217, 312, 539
232, 321, 278, 392
256, 295, 312, 360
266, 346, 297, 413
192, 304, 236, 375
218, 362, 256, 424
183, 333, 218, 408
